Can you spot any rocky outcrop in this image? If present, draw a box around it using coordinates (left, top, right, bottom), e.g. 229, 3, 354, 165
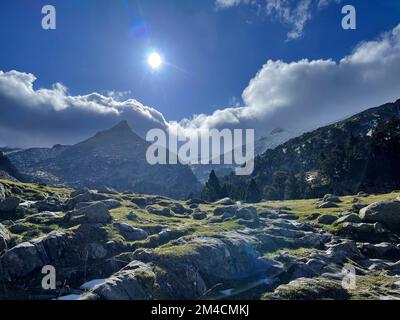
34, 197, 63, 212
335, 213, 362, 224
322, 194, 341, 203
146, 206, 173, 217
317, 214, 338, 225
113, 223, 148, 241
267, 277, 350, 300
0, 231, 71, 281
360, 201, 400, 232
338, 222, 395, 242
0, 196, 20, 214
81, 260, 207, 300
358, 242, 400, 260
192, 210, 207, 220
318, 201, 339, 209
213, 204, 259, 223
134, 232, 268, 282
65, 191, 108, 210
65, 202, 112, 225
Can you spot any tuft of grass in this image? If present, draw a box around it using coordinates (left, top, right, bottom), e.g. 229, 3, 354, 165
264, 247, 321, 260
349, 272, 399, 300
254, 191, 400, 233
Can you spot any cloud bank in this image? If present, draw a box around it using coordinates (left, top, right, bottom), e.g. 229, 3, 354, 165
1, 24, 400, 147
0, 70, 167, 147
178, 24, 400, 136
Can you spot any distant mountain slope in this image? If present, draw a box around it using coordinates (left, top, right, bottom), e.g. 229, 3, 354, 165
9, 145, 69, 173
9, 121, 201, 199
0, 152, 23, 181
191, 127, 297, 184
221, 99, 400, 200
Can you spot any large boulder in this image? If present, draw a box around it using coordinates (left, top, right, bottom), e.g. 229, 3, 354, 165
358, 242, 400, 260
65, 202, 112, 225
317, 214, 338, 225
322, 194, 341, 203
326, 240, 363, 262
146, 206, 174, 217
192, 210, 207, 220
0, 196, 20, 213
86, 242, 108, 260
213, 205, 237, 217
213, 198, 235, 206
318, 201, 338, 209
338, 222, 394, 242
335, 213, 362, 225
65, 191, 108, 210
170, 203, 192, 215
0, 231, 71, 281
359, 201, 400, 231
9, 223, 32, 234
235, 206, 258, 221
352, 203, 368, 212
267, 277, 350, 300
135, 232, 271, 281
113, 223, 148, 241
34, 197, 63, 212
81, 260, 207, 300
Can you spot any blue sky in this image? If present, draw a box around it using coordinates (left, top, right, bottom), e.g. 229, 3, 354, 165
0, 0, 400, 147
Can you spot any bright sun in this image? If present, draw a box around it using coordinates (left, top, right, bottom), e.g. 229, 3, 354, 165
148, 52, 162, 69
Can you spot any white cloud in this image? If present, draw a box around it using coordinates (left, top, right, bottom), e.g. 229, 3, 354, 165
178, 24, 400, 136
215, 0, 251, 9
317, 0, 341, 9
216, 0, 342, 40
0, 70, 167, 147
266, 0, 315, 40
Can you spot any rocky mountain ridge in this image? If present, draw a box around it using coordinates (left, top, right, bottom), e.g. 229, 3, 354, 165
8, 121, 201, 199
221, 99, 400, 200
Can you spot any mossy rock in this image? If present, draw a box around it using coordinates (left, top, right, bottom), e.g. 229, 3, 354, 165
265, 278, 350, 300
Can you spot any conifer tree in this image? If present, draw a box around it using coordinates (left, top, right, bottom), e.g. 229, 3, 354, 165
202, 170, 222, 202
245, 179, 262, 203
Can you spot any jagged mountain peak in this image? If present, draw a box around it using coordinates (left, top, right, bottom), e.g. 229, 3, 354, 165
92, 120, 140, 140
8, 121, 201, 199
109, 120, 132, 132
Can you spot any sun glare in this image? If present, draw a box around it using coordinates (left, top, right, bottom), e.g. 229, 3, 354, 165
148, 52, 162, 69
